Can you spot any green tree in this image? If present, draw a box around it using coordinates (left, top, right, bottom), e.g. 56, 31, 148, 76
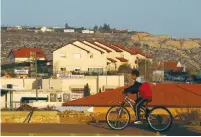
65, 23, 69, 29
118, 63, 132, 85
118, 63, 132, 73
93, 25, 98, 30
84, 83, 90, 97
102, 23, 110, 32
99, 88, 102, 93
138, 59, 153, 82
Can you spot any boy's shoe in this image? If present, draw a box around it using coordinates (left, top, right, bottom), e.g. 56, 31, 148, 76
134, 120, 143, 124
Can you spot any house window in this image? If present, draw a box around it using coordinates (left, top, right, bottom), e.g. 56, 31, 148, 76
71, 88, 84, 93
75, 68, 80, 72
73, 53, 81, 59
60, 68, 66, 71
36, 52, 41, 55
60, 53, 66, 58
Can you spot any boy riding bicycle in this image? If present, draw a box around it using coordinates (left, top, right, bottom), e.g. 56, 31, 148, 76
123, 69, 152, 124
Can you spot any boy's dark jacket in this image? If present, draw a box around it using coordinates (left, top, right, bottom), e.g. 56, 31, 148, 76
124, 77, 152, 99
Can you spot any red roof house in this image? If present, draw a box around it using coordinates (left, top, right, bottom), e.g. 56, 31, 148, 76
8, 48, 47, 63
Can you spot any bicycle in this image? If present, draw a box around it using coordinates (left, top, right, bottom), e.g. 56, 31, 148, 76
106, 91, 173, 132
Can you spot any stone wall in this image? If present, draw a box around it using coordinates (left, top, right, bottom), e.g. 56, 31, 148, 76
1, 111, 60, 123
2, 107, 200, 124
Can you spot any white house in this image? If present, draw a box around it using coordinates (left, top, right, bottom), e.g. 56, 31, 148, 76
64, 29, 75, 33
82, 30, 94, 34
41, 27, 47, 32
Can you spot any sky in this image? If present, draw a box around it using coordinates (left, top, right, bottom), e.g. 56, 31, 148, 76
1, 0, 201, 38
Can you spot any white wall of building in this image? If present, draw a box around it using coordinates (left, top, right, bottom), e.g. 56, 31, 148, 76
64, 29, 75, 33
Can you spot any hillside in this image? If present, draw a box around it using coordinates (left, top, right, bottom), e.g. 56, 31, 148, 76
1, 30, 201, 70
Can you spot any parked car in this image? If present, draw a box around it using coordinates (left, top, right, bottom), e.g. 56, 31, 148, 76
185, 79, 196, 84
172, 76, 185, 82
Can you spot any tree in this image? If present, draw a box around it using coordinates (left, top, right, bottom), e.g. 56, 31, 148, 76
65, 23, 69, 29
118, 63, 132, 73
138, 59, 153, 82
118, 63, 132, 85
99, 88, 102, 93
102, 23, 110, 32
99, 25, 103, 31
84, 83, 90, 97
93, 25, 98, 31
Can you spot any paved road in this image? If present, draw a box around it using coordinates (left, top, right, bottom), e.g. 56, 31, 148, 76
1, 123, 201, 136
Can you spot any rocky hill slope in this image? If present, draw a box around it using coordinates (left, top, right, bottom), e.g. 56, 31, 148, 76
1, 30, 201, 70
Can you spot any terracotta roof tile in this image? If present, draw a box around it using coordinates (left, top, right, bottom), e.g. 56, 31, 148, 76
63, 84, 201, 107
9, 48, 46, 59
96, 40, 123, 52
160, 62, 181, 71
85, 41, 112, 53
115, 57, 128, 62
112, 44, 137, 55
107, 58, 117, 63
129, 48, 146, 57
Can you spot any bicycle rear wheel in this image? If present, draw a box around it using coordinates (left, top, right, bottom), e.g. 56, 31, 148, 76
106, 106, 130, 130
147, 106, 172, 132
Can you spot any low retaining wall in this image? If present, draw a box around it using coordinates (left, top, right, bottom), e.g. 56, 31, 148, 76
93, 107, 201, 116
1, 107, 201, 124
1, 111, 60, 123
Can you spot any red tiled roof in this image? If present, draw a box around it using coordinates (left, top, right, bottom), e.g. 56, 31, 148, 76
9, 48, 46, 59
107, 58, 117, 63
115, 57, 128, 62
129, 48, 146, 57
96, 40, 123, 52
85, 41, 112, 53
144, 52, 152, 58
63, 84, 201, 107
77, 41, 105, 54
112, 44, 137, 55
160, 62, 178, 71
173, 67, 184, 72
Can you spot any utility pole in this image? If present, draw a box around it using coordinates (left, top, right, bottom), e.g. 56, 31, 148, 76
30, 51, 38, 101
35, 55, 38, 101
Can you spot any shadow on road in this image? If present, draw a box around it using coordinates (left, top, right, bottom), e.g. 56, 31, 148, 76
88, 122, 201, 136
87, 122, 111, 130
130, 124, 201, 136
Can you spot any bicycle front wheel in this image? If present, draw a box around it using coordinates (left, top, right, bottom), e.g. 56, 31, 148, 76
106, 106, 130, 130
147, 106, 173, 132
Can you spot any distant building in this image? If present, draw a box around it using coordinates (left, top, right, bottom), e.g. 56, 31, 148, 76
112, 30, 128, 33
64, 29, 75, 33
40, 26, 53, 32
82, 30, 94, 34
8, 48, 47, 64
41, 26, 47, 32
158, 61, 185, 72
16, 26, 22, 30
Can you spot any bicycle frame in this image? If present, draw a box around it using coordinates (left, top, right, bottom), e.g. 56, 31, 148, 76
120, 94, 149, 114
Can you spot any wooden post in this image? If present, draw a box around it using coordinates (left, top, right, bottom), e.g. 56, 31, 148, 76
5, 92, 8, 108
10, 90, 13, 110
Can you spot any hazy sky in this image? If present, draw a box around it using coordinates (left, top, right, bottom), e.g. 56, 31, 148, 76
1, 0, 201, 38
